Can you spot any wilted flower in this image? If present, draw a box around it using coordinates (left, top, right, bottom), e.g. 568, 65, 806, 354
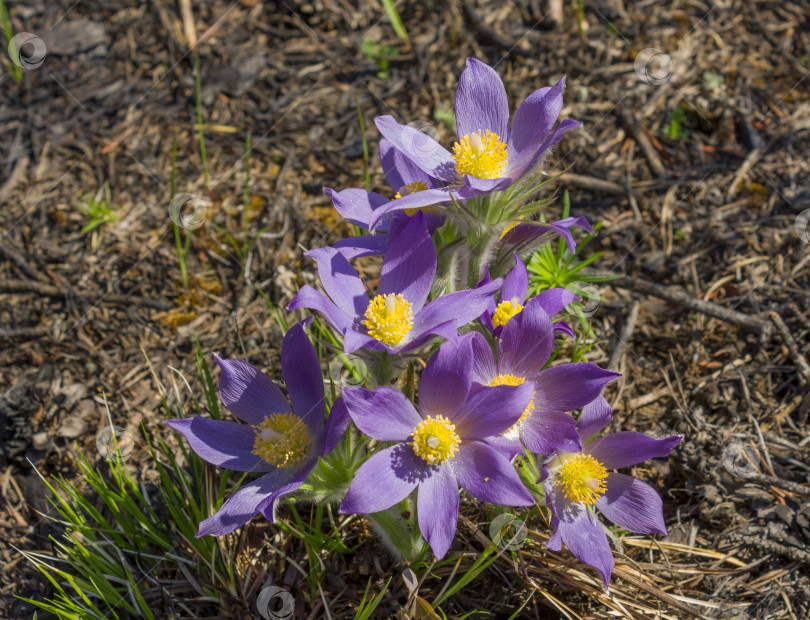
367, 58, 581, 230
470, 299, 619, 458
340, 334, 535, 558
288, 212, 501, 355
166, 320, 349, 536
542, 397, 681, 587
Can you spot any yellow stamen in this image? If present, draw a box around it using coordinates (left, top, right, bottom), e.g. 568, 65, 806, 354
252, 413, 310, 468
489, 374, 534, 439
500, 220, 521, 238
492, 299, 523, 328
394, 181, 438, 216
556, 453, 608, 505
452, 129, 508, 179
363, 293, 414, 345
410, 416, 461, 465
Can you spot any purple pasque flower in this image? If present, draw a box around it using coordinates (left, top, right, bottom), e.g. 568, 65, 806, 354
340, 333, 535, 558
166, 319, 349, 536
477, 254, 577, 338
469, 298, 620, 459
328, 139, 446, 259
288, 211, 502, 355
498, 216, 592, 257
542, 397, 681, 587
366, 58, 581, 230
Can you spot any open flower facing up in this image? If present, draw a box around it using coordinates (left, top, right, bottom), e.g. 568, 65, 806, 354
478, 255, 577, 337
542, 397, 681, 587
288, 212, 502, 355
340, 334, 535, 558
470, 298, 619, 458
367, 58, 581, 231
327, 138, 446, 259
166, 320, 349, 536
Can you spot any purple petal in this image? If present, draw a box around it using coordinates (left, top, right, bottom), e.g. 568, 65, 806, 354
553, 320, 575, 338
391, 318, 459, 355
380, 138, 435, 190
379, 211, 436, 309
483, 434, 524, 461
197, 465, 309, 535
455, 58, 510, 141
281, 320, 324, 429
535, 287, 579, 317
166, 418, 270, 472
502, 216, 592, 254
411, 278, 502, 338
596, 473, 668, 535
453, 441, 533, 505
546, 486, 614, 587
340, 443, 427, 514
498, 298, 554, 379
453, 383, 534, 439
325, 187, 388, 229
304, 247, 368, 317
287, 285, 352, 334
470, 332, 497, 385
585, 432, 682, 470
256, 462, 315, 523
511, 118, 582, 178
367, 187, 454, 231
375, 115, 457, 182
519, 409, 582, 454
343, 386, 421, 441
577, 395, 613, 443
462, 175, 512, 193
420, 334, 473, 419
343, 328, 381, 355
533, 363, 620, 412
323, 397, 350, 456
417, 462, 459, 559
332, 234, 389, 259
508, 78, 565, 157
500, 254, 529, 303
214, 355, 291, 425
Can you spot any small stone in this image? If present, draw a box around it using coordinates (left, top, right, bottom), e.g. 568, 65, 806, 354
32, 432, 49, 450
57, 414, 86, 439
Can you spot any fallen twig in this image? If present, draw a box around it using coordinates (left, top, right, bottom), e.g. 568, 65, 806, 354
615, 276, 772, 338
769, 312, 810, 384
0, 279, 172, 310
609, 300, 640, 371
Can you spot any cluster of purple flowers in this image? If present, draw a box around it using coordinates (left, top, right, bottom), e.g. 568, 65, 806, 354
167, 58, 680, 588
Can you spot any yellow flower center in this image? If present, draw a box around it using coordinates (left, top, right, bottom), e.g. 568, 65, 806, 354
363, 293, 414, 345
410, 416, 461, 465
556, 453, 608, 505
489, 374, 534, 439
394, 181, 438, 216
252, 413, 310, 468
452, 129, 508, 179
492, 299, 523, 328
394, 181, 429, 200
